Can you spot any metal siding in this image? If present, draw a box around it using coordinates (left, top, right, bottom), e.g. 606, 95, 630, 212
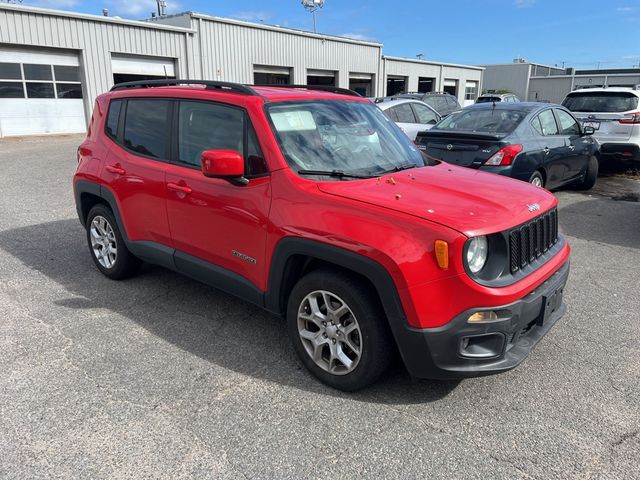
0, 7, 191, 127
195, 18, 380, 88
528, 77, 573, 104
481, 64, 531, 100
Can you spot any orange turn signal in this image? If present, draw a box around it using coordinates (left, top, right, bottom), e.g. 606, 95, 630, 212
434, 240, 449, 270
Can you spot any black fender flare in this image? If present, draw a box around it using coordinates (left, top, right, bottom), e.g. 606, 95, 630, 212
75, 180, 129, 242
265, 237, 407, 325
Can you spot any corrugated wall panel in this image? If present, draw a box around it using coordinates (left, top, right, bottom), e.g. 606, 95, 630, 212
0, 6, 192, 124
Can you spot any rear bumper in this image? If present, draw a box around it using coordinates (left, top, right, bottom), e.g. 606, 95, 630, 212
599, 143, 640, 161
395, 260, 570, 379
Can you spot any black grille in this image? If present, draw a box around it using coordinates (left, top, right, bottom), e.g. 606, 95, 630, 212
509, 209, 558, 273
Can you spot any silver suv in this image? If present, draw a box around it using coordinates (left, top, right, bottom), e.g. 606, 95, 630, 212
562, 87, 640, 162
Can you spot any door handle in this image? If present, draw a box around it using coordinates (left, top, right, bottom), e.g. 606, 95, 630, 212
543, 147, 550, 155
105, 164, 126, 175
167, 182, 193, 195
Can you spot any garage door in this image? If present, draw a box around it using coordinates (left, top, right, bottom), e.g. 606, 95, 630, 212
0, 46, 85, 137
111, 54, 176, 84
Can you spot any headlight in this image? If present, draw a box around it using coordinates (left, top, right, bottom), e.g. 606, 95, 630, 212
466, 236, 488, 274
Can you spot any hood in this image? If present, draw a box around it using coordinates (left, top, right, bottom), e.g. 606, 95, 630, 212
316, 163, 557, 237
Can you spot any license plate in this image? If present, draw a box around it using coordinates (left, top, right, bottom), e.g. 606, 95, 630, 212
539, 287, 563, 325
582, 121, 600, 130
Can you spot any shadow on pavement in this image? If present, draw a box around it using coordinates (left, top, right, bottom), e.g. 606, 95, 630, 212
558, 196, 640, 250
0, 218, 459, 405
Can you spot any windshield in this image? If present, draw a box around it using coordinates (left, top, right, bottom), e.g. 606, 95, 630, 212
434, 108, 526, 134
266, 100, 425, 178
562, 92, 639, 113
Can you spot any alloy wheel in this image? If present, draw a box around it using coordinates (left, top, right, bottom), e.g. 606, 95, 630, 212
90, 215, 117, 269
297, 290, 362, 375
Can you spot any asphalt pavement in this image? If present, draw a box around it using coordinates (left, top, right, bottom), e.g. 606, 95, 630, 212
1, 135, 638, 479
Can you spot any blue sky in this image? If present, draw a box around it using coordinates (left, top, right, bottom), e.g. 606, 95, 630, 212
26, 0, 640, 68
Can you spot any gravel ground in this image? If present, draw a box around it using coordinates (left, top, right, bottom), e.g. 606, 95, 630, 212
1, 135, 639, 479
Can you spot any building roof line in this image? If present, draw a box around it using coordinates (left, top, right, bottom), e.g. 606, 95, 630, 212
383, 55, 485, 71
0, 3, 196, 34
179, 11, 383, 48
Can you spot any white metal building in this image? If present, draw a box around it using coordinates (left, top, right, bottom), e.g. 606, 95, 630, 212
0, 3, 483, 137
482, 59, 640, 104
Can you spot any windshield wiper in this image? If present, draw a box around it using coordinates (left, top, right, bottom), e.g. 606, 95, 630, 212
376, 162, 417, 175
297, 169, 374, 179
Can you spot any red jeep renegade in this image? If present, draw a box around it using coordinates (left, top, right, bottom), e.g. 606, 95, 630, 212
74, 80, 570, 391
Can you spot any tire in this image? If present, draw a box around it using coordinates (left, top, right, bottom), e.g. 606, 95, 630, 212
575, 156, 598, 191
286, 268, 393, 391
528, 170, 545, 188
86, 204, 141, 280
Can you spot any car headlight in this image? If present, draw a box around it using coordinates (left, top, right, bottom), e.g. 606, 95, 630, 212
466, 236, 488, 274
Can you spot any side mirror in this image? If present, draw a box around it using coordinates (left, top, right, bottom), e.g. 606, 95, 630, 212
583, 126, 595, 135
201, 150, 247, 183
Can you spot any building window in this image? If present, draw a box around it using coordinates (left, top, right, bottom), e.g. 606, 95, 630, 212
0, 63, 82, 99
465, 81, 478, 100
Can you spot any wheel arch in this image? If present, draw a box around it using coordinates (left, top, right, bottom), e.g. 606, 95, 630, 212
265, 238, 407, 327
74, 180, 129, 242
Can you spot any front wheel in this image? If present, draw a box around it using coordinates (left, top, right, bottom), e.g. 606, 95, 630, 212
287, 269, 393, 391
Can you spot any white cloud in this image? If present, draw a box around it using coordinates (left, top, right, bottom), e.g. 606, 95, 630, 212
617, 6, 635, 12
231, 10, 273, 23
514, 0, 536, 8
341, 32, 376, 42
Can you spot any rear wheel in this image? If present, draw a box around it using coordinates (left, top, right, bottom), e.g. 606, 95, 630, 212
575, 156, 598, 190
287, 269, 393, 391
528, 171, 545, 188
86, 204, 141, 280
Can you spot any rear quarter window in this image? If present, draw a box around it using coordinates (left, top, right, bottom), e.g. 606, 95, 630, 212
562, 92, 639, 113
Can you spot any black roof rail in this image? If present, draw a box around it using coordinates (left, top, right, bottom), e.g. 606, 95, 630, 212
252, 84, 362, 97
110, 79, 259, 96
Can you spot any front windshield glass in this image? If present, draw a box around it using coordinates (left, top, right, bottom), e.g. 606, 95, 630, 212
266, 100, 425, 178
434, 108, 526, 134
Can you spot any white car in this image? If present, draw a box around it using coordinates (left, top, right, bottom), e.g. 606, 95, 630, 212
375, 98, 441, 140
562, 87, 640, 162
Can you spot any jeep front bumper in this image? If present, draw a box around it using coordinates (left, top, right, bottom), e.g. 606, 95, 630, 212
394, 260, 570, 379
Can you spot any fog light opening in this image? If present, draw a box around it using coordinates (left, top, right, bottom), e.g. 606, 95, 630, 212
467, 310, 499, 323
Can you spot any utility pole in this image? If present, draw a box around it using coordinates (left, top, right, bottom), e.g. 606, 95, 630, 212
301, 0, 325, 33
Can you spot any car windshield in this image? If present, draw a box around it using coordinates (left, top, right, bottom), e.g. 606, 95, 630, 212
434, 108, 527, 134
266, 100, 425, 178
562, 92, 639, 113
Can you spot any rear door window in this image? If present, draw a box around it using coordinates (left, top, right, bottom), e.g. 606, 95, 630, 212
393, 103, 417, 123
562, 92, 639, 112
123, 99, 171, 159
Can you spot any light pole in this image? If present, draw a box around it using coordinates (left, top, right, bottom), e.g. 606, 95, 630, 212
301, 0, 325, 33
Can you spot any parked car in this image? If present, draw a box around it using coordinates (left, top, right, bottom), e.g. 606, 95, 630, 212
476, 93, 521, 104
74, 80, 570, 391
562, 87, 640, 163
375, 97, 441, 140
416, 102, 599, 190
393, 92, 462, 117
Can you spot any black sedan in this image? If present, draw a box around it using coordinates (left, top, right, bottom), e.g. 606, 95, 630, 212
415, 102, 600, 190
